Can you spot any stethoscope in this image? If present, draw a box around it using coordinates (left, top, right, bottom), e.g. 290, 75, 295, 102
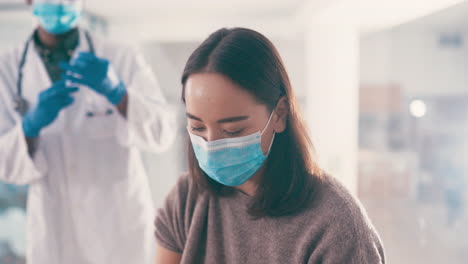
14, 30, 114, 118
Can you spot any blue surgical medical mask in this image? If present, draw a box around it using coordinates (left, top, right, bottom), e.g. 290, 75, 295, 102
33, 3, 82, 35
189, 111, 276, 186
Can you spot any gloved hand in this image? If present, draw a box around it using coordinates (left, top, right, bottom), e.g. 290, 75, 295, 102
60, 52, 127, 105
22, 80, 78, 138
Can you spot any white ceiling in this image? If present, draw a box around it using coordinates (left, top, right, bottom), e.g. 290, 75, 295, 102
0, 0, 312, 41
394, 1, 468, 33
2, 0, 467, 41
88, 0, 319, 42
0, 0, 306, 20
2, 0, 467, 29
87, 0, 306, 20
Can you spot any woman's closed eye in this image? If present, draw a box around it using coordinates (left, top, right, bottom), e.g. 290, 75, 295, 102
190, 126, 205, 132
224, 129, 244, 137
189, 126, 245, 137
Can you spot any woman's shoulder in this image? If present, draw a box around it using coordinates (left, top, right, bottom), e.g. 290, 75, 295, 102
312, 174, 369, 220
163, 173, 200, 208
303, 174, 385, 262
313, 174, 360, 211
292, 174, 386, 262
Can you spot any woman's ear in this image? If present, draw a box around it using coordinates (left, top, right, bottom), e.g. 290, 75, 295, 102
273, 96, 288, 133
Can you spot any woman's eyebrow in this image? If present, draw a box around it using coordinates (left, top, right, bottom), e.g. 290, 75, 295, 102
186, 112, 203, 121
186, 113, 249, 123
217, 116, 249, 123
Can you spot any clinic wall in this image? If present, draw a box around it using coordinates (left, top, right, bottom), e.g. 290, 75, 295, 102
360, 28, 468, 97
305, 24, 360, 194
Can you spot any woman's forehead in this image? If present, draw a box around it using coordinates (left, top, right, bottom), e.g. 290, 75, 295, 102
186, 74, 255, 107
186, 73, 251, 98
185, 73, 267, 121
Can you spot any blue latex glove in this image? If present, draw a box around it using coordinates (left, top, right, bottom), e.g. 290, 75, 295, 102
60, 52, 127, 105
22, 80, 79, 138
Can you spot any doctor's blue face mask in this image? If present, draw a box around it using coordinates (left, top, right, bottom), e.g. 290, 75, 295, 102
33, 0, 83, 35
189, 111, 276, 187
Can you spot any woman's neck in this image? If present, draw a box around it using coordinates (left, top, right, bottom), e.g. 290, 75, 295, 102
234, 165, 266, 196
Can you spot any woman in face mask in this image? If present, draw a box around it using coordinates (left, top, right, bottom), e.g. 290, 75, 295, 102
154, 28, 385, 264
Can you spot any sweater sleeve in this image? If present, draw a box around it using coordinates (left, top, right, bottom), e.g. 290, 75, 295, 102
308, 178, 385, 264
154, 175, 191, 254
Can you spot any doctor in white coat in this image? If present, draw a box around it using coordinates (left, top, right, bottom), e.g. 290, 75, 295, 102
0, 0, 176, 263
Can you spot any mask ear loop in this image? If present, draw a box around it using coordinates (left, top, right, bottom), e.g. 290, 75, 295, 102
261, 110, 276, 155
261, 94, 285, 155
265, 133, 276, 155
261, 110, 275, 135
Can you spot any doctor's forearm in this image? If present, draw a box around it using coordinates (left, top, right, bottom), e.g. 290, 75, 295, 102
116, 93, 128, 119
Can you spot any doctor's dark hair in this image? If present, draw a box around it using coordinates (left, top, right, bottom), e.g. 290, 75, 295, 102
181, 28, 323, 218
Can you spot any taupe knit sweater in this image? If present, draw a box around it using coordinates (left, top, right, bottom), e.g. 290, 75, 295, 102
155, 174, 385, 264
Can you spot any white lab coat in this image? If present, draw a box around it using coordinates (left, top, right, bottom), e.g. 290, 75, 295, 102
0, 29, 176, 264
